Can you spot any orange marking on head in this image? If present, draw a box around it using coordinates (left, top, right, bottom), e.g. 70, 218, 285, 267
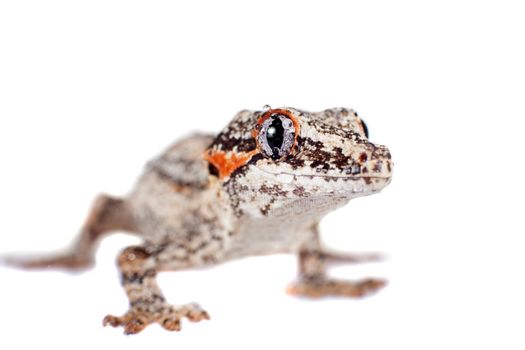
204, 149, 259, 179
253, 108, 301, 154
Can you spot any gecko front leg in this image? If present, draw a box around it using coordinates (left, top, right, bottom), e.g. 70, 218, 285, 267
103, 246, 209, 335
287, 226, 386, 298
287, 249, 386, 298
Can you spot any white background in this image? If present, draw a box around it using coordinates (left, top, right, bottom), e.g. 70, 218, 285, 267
1, 1, 524, 349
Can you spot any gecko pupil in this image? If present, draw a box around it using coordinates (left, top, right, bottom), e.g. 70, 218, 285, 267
266, 117, 285, 158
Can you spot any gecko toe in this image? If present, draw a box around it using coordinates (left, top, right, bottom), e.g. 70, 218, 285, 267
179, 302, 211, 322
161, 317, 182, 332
123, 318, 147, 335
102, 314, 122, 327
103, 313, 147, 334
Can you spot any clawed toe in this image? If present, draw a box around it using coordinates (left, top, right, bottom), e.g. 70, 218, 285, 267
179, 302, 210, 322
102, 314, 121, 328
123, 318, 147, 335
161, 316, 182, 332
103, 314, 146, 335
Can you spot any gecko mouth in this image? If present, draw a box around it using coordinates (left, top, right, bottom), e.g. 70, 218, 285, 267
254, 158, 393, 182
254, 167, 392, 196
256, 167, 392, 182
249, 165, 392, 197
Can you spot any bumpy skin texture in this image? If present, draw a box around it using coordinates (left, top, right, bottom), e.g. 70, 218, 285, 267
3, 107, 393, 335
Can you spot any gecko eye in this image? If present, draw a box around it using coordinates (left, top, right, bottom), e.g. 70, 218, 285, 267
258, 114, 295, 160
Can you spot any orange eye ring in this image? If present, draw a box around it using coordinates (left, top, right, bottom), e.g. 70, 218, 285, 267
252, 108, 301, 159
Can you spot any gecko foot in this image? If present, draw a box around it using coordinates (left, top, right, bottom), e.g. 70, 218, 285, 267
103, 302, 210, 335
287, 278, 386, 298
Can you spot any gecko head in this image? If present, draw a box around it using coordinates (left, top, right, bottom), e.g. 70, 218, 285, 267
204, 107, 393, 217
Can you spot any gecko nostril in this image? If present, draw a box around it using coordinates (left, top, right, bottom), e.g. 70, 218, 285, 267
372, 160, 383, 173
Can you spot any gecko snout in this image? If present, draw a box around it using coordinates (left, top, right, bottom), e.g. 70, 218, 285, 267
359, 144, 393, 180
366, 158, 393, 178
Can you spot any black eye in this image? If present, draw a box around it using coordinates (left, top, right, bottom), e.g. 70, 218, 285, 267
266, 118, 285, 154
258, 114, 295, 160
360, 118, 369, 138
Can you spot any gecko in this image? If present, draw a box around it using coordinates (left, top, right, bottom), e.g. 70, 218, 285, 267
3, 106, 393, 335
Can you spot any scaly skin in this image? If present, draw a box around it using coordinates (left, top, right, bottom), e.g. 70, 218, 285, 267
3, 107, 393, 334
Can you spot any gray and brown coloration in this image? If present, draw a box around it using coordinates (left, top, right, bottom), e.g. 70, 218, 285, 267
3, 107, 393, 335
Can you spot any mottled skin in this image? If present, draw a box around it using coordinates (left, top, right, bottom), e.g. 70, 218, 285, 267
3, 107, 393, 335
